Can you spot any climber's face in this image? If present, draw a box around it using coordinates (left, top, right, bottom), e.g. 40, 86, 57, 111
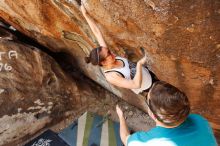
100, 47, 115, 63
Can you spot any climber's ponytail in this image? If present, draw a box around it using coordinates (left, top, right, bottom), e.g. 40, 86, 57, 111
85, 47, 103, 66
84, 57, 91, 64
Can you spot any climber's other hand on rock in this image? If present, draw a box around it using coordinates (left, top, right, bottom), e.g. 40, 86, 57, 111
137, 54, 147, 65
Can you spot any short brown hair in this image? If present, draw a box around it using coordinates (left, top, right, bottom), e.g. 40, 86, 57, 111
148, 81, 190, 126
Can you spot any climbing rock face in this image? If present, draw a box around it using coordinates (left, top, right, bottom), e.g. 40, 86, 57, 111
0, 0, 219, 142
0, 0, 146, 115
0, 29, 81, 145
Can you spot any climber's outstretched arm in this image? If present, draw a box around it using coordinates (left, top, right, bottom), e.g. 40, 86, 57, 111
80, 4, 107, 48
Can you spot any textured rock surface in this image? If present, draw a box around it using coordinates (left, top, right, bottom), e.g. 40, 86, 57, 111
0, 29, 80, 145
0, 0, 146, 114
0, 0, 219, 142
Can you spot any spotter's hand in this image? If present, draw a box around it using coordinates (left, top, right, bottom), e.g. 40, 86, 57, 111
116, 105, 124, 118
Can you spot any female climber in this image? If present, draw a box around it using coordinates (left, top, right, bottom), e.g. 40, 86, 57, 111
81, 4, 157, 94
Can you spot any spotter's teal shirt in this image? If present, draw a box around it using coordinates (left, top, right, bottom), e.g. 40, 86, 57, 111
127, 114, 217, 146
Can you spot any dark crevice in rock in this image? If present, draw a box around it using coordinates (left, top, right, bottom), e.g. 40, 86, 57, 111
0, 21, 85, 118
0, 20, 83, 76
0, 20, 110, 105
